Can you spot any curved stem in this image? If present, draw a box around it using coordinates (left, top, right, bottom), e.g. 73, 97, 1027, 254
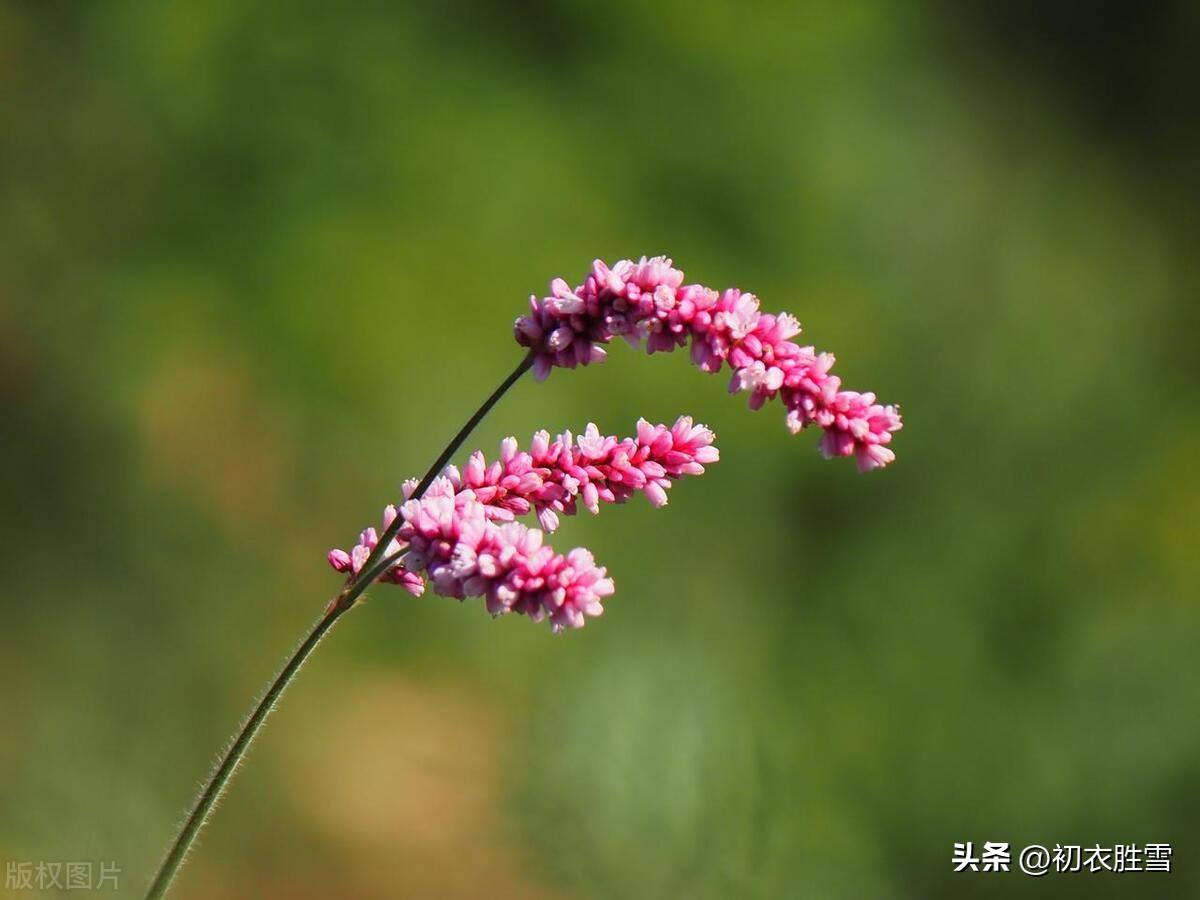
146, 353, 534, 899
145, 599, 353, 900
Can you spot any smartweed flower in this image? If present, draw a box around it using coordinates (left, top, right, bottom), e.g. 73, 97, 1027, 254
148, 256, 901, 898
516, 256, 902, 471
329, 417, 719, 630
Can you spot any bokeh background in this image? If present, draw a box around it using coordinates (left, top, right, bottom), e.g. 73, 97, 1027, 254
2, 1, 1198, 897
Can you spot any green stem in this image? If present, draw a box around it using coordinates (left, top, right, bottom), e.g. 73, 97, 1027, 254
144, 597, 354, 900
145, 353, 534, 898
354, 351, 534, 583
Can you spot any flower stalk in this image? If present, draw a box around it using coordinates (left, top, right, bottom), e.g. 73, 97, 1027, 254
144, 605, 348, 900
144, 353, 534, 899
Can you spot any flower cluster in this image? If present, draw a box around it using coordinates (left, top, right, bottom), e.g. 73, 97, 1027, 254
445, 416, 719, 532
328, 417, 718, 629
398, 479, 614, 631
515, 256, 902, 471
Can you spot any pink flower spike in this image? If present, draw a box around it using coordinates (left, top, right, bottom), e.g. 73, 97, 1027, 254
516, 256, 900, 468
393, 418, 719, 534
332, 415, 717, 625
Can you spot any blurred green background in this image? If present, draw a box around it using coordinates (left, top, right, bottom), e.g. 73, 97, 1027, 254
2, 1, 1198, 897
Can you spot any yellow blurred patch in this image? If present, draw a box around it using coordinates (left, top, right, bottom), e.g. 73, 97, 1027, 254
284, 674, 569, 900
137, 349, 290, 534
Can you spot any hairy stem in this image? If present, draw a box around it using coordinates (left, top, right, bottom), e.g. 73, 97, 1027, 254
145, 353, 533, 899
144, 601, 351, 900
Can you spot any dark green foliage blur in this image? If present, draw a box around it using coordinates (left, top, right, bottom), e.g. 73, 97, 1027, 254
2, 1, 1197, 897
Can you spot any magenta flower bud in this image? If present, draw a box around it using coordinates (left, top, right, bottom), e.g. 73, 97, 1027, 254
644, 481, 669, 508
546, 325, 575, 352
499, 436, 519, 463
